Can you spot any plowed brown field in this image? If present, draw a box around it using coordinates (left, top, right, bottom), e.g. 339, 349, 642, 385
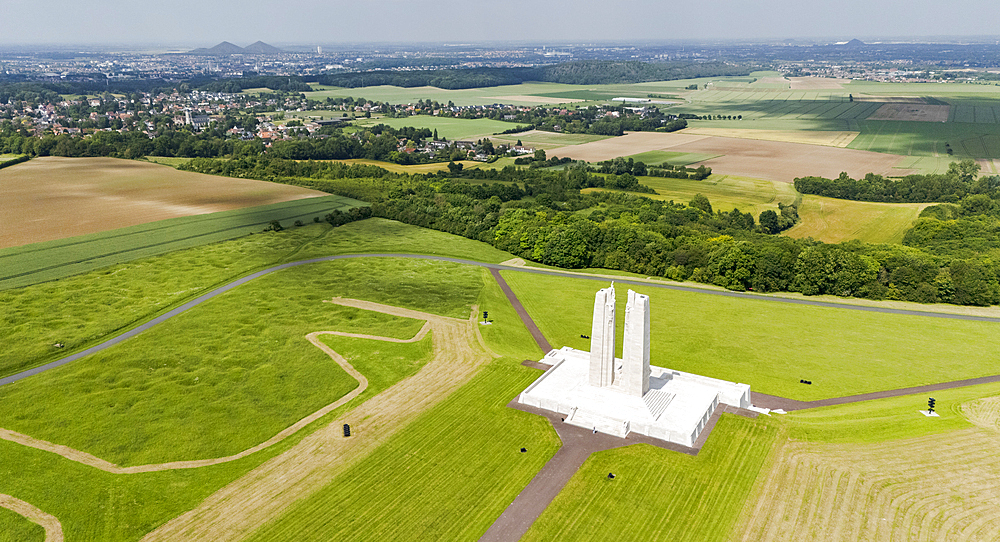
0, 157, 324, 247
548, 132, 912, 182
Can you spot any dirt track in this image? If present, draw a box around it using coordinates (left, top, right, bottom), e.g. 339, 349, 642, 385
0, 299, 430, 474
0, 494, 63, 542
140, 299, 493, 542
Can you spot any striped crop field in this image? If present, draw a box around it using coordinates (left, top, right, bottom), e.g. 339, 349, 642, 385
0, 157, 328, 249
0, 195, 367, 291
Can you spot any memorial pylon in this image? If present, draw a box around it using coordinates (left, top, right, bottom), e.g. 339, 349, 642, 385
621, 289, 651, 397
588, 284, 616, 387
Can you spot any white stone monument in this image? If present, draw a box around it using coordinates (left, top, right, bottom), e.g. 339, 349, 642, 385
589, 285, 616, 388
517, 283, 751, 447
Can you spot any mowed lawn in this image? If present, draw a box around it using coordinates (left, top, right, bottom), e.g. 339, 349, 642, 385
186, 257, 553, 542
585, 173, 798, 217
0, 506, 44, 542
784, 195, 931, 244
501, 270, 1000, 401
0, 258, 473, 466
244, 362, 560, 542
523, 415, 778, 542
0, 219, 514, 381
0, 157, 327, 248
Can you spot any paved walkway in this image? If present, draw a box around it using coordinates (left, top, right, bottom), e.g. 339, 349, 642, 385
490, 268, 552, 353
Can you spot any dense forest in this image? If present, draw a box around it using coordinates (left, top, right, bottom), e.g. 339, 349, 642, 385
180, 155, 1000, 307
794, 161, 997, 203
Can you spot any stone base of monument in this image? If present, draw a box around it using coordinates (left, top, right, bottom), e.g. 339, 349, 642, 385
518, 347, 751, 448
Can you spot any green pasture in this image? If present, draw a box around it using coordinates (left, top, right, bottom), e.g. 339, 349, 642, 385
489, 130, 612, 149
783, 380, 1000, 444
586, 174, 796, 217
0, 434, 274, 542
845, 119, 1000, 160
0, 507, 44, 542
0, 218, 513, 382
354, 116, 520, 140
0, 227, 523, 541
0, 258, 478, 466
0, 195, 367, 291
523, 415, 777, 542
246, 361, 558, 542
142, 156, 194, 167
621, 150, 722, 166
785, 195, 929, 244
501, 270, 1000, 401
244, 273, 550, 541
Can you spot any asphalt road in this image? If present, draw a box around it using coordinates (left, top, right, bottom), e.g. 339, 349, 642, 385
5, 252, 1000, 389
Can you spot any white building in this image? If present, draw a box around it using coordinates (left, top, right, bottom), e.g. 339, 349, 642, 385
517, 283, 751, 447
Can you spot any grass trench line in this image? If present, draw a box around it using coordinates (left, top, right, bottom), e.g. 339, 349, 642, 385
0, 218, 514, 381
0, 258, 480, 466
500, 270, 1000, 401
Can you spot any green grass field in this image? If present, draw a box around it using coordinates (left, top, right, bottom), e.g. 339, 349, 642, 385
0, 221, 526, 541
785, 195, 930, 244
0, 219, 514, 381
0, 506, 44, 542
0, 258, 474, 466
585, 174, 797, 217
245, 361, 559, 542
523, 415, 777, 542
782, 380, 1000, 444
489, 130, 612, 150
354, 116, 521, 140
243, 271, 551, 541
501, 269, 1000, 401
142, 156, 194, 167
620, 150, 721, 166
0, 195, 367, 291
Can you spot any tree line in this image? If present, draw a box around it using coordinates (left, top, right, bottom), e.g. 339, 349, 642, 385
794, 160, 996, 203
313, 61, 750, 90
181, 153, 1000, 307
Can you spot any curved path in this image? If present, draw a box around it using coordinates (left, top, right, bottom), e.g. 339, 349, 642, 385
6, 253, 1000, 389
0, 494, 64, 542
0, 298, 428, 473
142, 303, 492, 542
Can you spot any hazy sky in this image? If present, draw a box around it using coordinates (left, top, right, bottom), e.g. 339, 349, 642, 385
2, 0, 999, 46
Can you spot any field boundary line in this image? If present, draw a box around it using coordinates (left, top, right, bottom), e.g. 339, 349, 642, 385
0, 300, 438, 473
0, 494, 64, 542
